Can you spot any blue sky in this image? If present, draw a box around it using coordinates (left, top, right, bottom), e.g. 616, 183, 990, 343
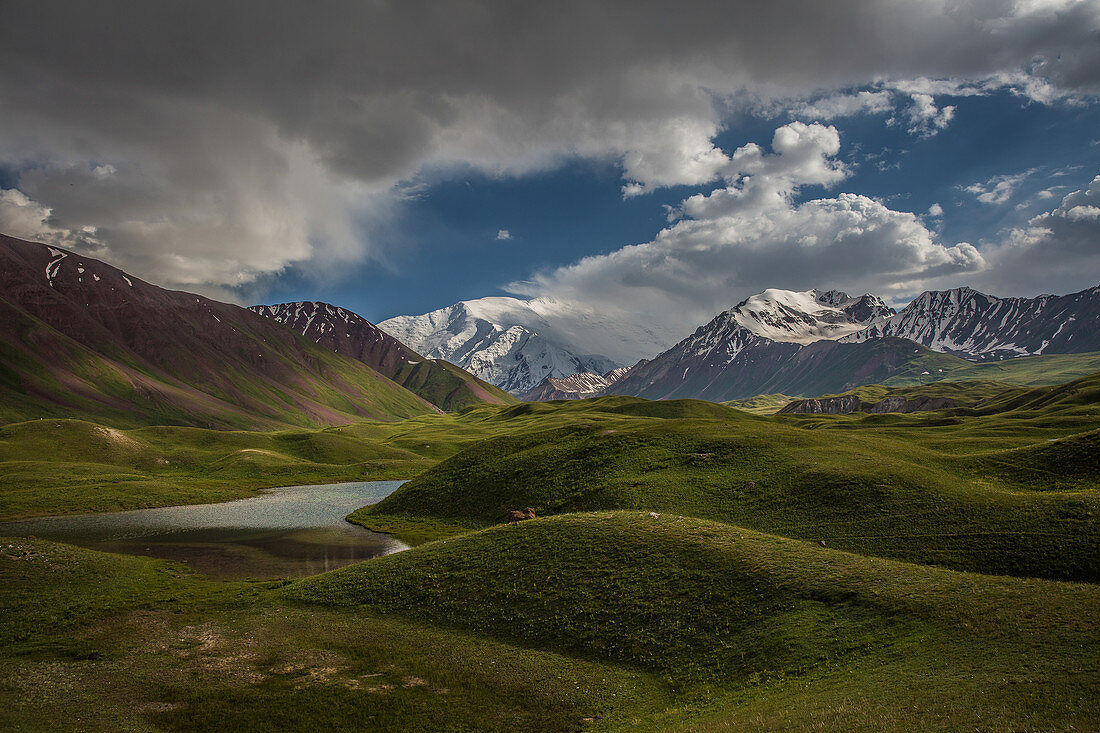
1, 1, 1098, 348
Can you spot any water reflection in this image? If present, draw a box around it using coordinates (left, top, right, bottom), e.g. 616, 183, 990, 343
0, 481, 408, 579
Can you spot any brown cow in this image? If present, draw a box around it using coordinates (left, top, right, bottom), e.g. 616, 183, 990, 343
508, 507, 537, 524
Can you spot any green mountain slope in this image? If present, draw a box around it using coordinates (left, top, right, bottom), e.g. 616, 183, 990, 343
390, 356, 516, 411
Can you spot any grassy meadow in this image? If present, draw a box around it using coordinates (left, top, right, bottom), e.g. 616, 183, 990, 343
1, 371, 1098, 729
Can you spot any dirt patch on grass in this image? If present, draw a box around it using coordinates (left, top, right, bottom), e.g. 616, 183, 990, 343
93, 426, 145, 452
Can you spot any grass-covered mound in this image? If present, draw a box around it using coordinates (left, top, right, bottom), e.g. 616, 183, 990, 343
0, 396, 716, 517
0, 537, 671, 732
722, 393, 794, 414
881, 350, 1100, 388
367, 406, 1100, 581
289, 512, 1100, 730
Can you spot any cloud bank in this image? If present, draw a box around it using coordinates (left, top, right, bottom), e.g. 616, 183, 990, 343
0, 0, 1097, 297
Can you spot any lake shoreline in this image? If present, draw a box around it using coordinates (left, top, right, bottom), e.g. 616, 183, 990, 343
0, 480, 410, 580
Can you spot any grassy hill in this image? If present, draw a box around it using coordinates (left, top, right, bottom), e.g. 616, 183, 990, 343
882, 350, 1100, 388
723, 393, 794, 414
776, 379, 1028, 414
365, 381, 1100, 582
0, 537, 674, 732
290, 512, 1100, 729
5, 512, 1096, 731
0, 418, 446, 518
391, 358, 517, 412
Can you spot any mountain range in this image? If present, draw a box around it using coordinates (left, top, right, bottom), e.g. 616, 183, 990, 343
0, 235, 506, 428
840, 286, 1100, 358
519, 367, 631, 401
4, 231, 1097, 421
515, 285, 1100, 402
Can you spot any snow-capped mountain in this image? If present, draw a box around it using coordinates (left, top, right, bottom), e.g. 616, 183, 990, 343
379, 298, 621, 394
843, 286, 1100, 359
552, 288, 901, 402
627, 288, 893, 376
249, 301, 514, 411
520, 367, 632, 402
729, 289, 895, 343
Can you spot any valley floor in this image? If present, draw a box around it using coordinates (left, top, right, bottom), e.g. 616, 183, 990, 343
2, 376, 1099, 730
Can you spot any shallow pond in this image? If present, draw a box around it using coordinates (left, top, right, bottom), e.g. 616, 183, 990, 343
0, 481, 408, 580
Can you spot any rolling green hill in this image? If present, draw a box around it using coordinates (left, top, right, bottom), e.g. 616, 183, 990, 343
290, 512, 1100, 730
366, 380, 1100, 581
0, 417, 463, 518
881, 350, 1100, 388
1, 374, 1098, 731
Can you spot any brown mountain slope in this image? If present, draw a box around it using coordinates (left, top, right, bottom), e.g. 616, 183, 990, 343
0, 234, 437, 428
250, 302, 515, 411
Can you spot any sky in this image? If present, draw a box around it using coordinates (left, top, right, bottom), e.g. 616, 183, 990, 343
1, 0, 1098, 357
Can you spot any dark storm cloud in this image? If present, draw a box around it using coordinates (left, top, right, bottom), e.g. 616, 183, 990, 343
0, 0, 1097, 294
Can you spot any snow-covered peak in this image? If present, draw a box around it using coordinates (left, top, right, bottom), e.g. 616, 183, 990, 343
379, 298, 621, 394
728, 288, 893, 344
519, 365, 634, 401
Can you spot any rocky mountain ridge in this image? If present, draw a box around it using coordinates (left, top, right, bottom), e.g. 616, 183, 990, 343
250, 301, 514, 411
520, 367, 631, 401
777, 394, 959, 415
540, 284, 1099, 403
843, 285, 1100, 359
601, 288, 900, 401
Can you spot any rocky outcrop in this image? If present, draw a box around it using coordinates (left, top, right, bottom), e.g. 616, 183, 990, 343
521, 367, 631, 402
866, 396, 958, 413
777, 395, 863, 414
779, 393, 959, 415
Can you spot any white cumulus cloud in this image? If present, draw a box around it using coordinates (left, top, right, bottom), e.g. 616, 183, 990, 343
965, 170, 1038, 205
793, 90, 894, 121
510, 123, 986, 359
